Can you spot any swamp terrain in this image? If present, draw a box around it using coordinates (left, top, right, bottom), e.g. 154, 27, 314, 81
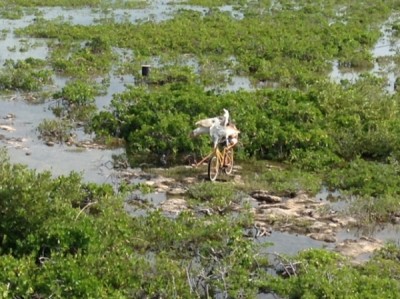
2, 0, 400, 298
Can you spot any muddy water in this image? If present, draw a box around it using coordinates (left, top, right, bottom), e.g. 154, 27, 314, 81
261, 231, 334, 255
324, 14, 400, 251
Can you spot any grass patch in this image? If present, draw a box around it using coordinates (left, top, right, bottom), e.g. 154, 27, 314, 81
239, 160, 322, 196
37, 118, 73, 143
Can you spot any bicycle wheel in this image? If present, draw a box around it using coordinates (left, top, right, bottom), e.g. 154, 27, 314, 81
223, 149, 234, 175
208, 154, 219, 181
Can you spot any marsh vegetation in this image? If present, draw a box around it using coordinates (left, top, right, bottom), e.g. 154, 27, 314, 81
2, 0, 400, 298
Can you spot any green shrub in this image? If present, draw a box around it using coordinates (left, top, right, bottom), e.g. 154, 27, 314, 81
325, 157, 400, 223
52, 80, 98, 121
0, 6, 23, 19
0, 58, 53, 92
37, 118, 73, 143
259, 248, 400, 298
0, 150, 262, 297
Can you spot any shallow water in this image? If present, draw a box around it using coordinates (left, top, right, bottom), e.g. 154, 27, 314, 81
0, 14, 135, 184
337, 224, 400, 245
0, 18, 48, 65
315, 186, 347, 211
5, 1, 241, 26
0, 95, 125, 184
329, 13, 400, 93
314, 186, 400, 245
260, 231, 334, 255
124, 190, 167, 217
7, 142, 124, 184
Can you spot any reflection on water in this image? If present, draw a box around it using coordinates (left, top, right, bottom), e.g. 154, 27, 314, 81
7, 143, 124, 184
0, 10, 137, 182
315, 186, 348, 212
259, 231, 334, 256
256, 293, 282, 299
0, 35, 48, 65
329, 60, 359, 84
95, 73, 135, 108
372, 14, 400, 57
0, 17, 48, 65
337, 224, 400, 245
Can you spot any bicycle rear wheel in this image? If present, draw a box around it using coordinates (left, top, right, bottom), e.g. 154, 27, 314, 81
223, 149, 234, 175
208, 155, 219, 181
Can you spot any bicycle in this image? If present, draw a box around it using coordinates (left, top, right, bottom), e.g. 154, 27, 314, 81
191, 126, 239, 181
207, 144, 234, 181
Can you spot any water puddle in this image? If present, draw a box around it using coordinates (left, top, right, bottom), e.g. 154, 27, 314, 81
315, 186, 347, 212
95, 72, 135, 109
0, 96, 124, 184
330, 13, 400, 92
314, 186, 400, 246
256, 293, 282, 299
0, 17, 49, 65
337, 223, 400, 245
259, 231, 334, 256
0, 22, 135, 183
7, 142, 124, 184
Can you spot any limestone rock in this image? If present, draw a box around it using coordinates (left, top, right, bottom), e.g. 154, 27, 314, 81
160, 198, 188, 214
167, 187, 187, 196
334, 237, 383, 259
308, 233, 336, 243
0, 125, 15, 132
251, 190, 282, 203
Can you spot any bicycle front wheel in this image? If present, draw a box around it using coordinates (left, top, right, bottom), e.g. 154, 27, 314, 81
208, 155, 219, 182
223, 149, 234, 175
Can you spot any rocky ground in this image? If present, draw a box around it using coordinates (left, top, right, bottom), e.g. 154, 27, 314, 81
119, 167, 385, 263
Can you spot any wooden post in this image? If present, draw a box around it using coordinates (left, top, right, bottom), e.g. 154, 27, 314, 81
141, 65, 150, 77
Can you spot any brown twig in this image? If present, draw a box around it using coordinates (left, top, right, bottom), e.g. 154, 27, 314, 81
269, 252, 301, 277
75, 201, 98, 221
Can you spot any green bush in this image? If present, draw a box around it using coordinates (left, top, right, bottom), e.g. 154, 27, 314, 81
37, 118, 73, 143
0, 58, 53, 92
86, 74, 400, 170
52, 80, 98, 121
259, 248, 400, 298
16, 1, 392, 87
0, 150, 262, 298
326, 157, 400, 223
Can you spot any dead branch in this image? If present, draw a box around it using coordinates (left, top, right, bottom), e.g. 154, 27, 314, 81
75, 201, 98, 221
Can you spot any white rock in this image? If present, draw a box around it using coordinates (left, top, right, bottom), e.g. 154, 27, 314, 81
0, 125, 15, 131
